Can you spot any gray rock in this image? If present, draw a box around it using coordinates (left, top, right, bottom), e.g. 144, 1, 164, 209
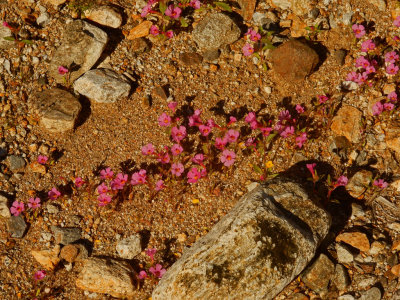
346, 170, 372, 199
37, 11, 51, 27
0, 24, 13, 49
336, 243, 354, 264
76, 257, 136, 298
192, 13, 240, 51
31, 88, 82, 133
84, 6, 122, 28
51, 226, 81, 245
152, 177, 331, 300
8, 216, 28, 238
0, 195, 11, 218
353, 274, 377, 290
48, 20, 108, 83
116, 234, 142, 259
301, 254, 334, 294
252, 12, 269, 27
359, 287, 382, 300
73, 69, 131, 103
332, 264, 350, 291
338, 295, 355, 300
271, 0, 313, 16
46, 203, 60, 214
7, 155, 26, 172
351, 203, 366, 219
202, 49, 220, 62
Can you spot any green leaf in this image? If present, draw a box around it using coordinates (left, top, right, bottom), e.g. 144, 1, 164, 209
180, 17, 189, 27
262, 43, 275, 50
257, 142, 264, 154
159, 2, 167, 14
214, 2, 232, 11
3, 36, 15, 41
266, 132, 277, 143
262, 63, 268, 72
21, 39, 33, 44
253, 164, 263, 174
202, 143, 209, 155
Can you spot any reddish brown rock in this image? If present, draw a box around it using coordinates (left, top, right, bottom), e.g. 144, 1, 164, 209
330, 105, 363, 143
336, 232, 370, 252
385, 120, 400, 155
60, 244, 80, 263
391, 264, 400, 277
301, 254, 334, 293
237, 0, 257, 21
270, 40, 319, 81
31, 245, 61, 271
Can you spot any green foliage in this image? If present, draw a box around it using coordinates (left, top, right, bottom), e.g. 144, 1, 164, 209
214, 2, 232, 12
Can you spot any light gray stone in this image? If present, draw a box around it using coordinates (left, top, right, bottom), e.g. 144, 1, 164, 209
346, 170, 372, 199
8, 215, 27, 238
301, 254, 334, 294
76, 257, 136, 298
192, 13, 240, 51
353, 274, 377, 290
31, 88, 82, 133
367, 0, 386, 11
0, 23, 13, 49
332, 264, 350, 291
270, 0, 313, 16
0, 195, 11, 218
51, 226, 81, 245
46, 203, 60, 214
73, 69, 131, 103
116, 234, 142, 259
336, 243, 354, 264
37, 11, 51, 27
360, 287, 382, 300
48, 20, 108, 83
338, 295, 355, 300
84, 6, 122, 28
7, 155, 26, 172
152, 177, 331, 300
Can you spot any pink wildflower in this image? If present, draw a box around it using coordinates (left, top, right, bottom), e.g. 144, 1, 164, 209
150, 25, 160, 36
388, 91, 398, 102
245, 112, 256, 123
100, 167, 114, 180
131, 169, 147, 185
10, 201, 25, 216
171, 126, 187, 142
141, 143, 155, 155
394, 16, 400, 27
352, 24, 366, 38
361, 39, 375, 52
242, 43, 254, 56
97, 194, 112, 206
149, 264, 166, 278
220, 149, 236, 167
346, 71, 358, 81
214, 136, 228, 150
225, 129, 239, 143
336, 175, 348, 186
187, 167, 201, 183
199, 125, 211, 136
317, 95, 329, 104
138, 270, 147, 280
355, 56, 370, 69
372, 101, 384, 116
146, 248, 157, 260
116, 173, 128, 185
227, 116, 237, 125
28, 197, 41, 209
58, 66, 68, 75
158, 112, 171, 127
365, 65, 376, 74
2, 21, 10, 28
295, 104, 305, 114
373, 179, 388, 189
155, 180, 165, 191
165, 30, 174, 39
75, 177, 84, 188
384, 102, 395, 111
111, 174, 128, 190
386, 63, 399, 75
385, 51, 399, 63
48, 188, 61, 200
167, 101, 178, 112
189, 0, 201, 9
245, 137, 256, 147
260, 127, 273, 137
306, 163, 316, 178
295, 132, 307, 148
37, 155, 48, 165
171, 163, 184, 176
189, 110, 202, 126
279, 110, 291, 121
171, 144, 183, 156
280, 126, 294, 138
355, 72, 368, 85
97, 182, 109, 194
33, 270, 46, 281
157, 152, 170, 164
245, 28, 261, 42
141, 4, 151, 17
192, 153, 205, 164
165, 5, 181, 19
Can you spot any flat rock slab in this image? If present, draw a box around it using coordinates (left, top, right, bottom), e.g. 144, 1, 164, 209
8, 215, 27, 238
51, 226, 81, 245
31, 88, 82, 133
330, 105, 363, 143
73, 69, 131, 103
301, 254, 334, 294
0, 195, 11, 218
31, 245, 61, 270
116, 234, 142, 259
76, 257, 136, 299
152, 176, 331, 300
48, 20, 108, 83
192, 13, 240, 51
270, 39, 319, 81
84, 6, 123, 28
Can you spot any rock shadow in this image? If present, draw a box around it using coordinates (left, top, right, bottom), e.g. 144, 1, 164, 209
75, 94, 92, 129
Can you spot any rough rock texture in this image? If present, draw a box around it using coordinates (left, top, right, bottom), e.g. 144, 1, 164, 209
76, 257, 136, 298
0, 24, 14, 49
73, 69, 131, 103
7, 155, 26, 172
301, 254, 335, 294
332, 264, 350, 291
116, 234, 142, 259
385, 120, 400, 155
346, 170, 372, 198
31, 245, 61, 270
60, 244, 80, 263
270, 40, 319, 81
8, 216, 27, 238
48, 20, 108, 83
359, 287, 382, 300
31, 88, 82, 133
152, 177, 331, 300
192, 13, 240, 51
0, 195, 11, 218
330, 105, 363, 143
84, 6, 122, 28
336, 232, 370, 252
270, 0, 314, 16
51, 226, 81, 245
237, 0, 257, 21
336, 243, 354, 264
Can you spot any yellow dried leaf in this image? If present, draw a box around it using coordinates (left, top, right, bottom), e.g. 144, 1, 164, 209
192, 199, 200, 204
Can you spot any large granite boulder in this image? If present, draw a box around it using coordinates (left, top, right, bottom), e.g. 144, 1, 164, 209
152, 177, 331, 300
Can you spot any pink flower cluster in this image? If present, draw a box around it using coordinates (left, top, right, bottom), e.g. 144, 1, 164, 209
242, 28, 261, 56
346, 55, 377, 86
10, 196, 42, 217
352, 24, 366, 38
372, 91, 398, 116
